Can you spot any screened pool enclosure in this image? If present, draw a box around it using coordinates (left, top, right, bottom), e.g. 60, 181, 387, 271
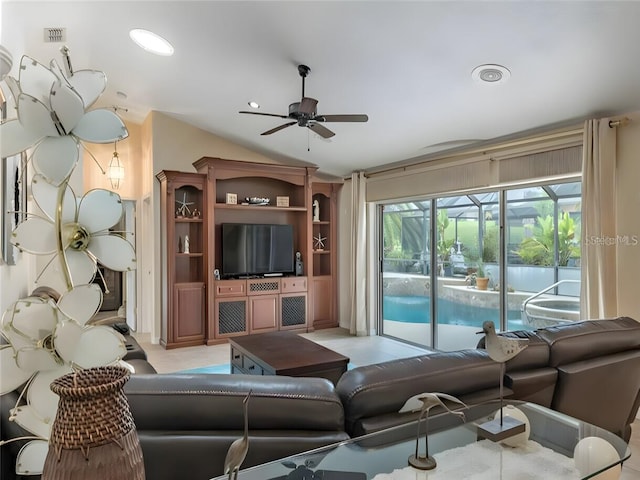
380, 181, 581, 351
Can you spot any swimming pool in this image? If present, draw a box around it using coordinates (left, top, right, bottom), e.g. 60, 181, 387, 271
383, 295, 524, 329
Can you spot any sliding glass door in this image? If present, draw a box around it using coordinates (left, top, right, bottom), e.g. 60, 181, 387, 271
434, 193, 500, 351
379, 180, 581, 350
380, 201, 432, 348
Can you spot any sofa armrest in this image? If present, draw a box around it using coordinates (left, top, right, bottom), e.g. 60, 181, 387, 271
505, 367, 557, 407
551, 350, 640, 440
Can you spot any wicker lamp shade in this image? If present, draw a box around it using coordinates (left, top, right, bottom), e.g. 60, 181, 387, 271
42, 366, 145, 480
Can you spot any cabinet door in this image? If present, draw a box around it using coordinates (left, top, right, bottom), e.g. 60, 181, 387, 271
280, 293, 307, 330
311, 276, 333, 329
174, 283, 205, 341
215, 297, 248, 337
249, 295, 279, 333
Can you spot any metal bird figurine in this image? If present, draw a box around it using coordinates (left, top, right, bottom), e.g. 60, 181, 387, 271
223, 390, 252, 480
399, 392, 468, 419
478, 320, 529, 363
399, 392, 468, 470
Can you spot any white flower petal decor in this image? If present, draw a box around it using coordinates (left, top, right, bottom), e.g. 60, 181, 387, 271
72, 108, 128, 143
0, 118, 43, 158
16, 440, 49, 476
1, 52, 128, 185
0, 46, 134, 477
0, 347, 32, 395
31, 173, 77, 223
11, 217, 58, 254
57, 284, 103, 325
32, 134, 80, 186
78, 189, 123, 233
66, 69, 107, 108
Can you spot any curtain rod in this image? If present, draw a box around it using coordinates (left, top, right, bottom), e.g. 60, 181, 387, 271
609, 117, 631, 128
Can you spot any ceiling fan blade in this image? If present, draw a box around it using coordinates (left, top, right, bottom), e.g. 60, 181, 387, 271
298, 97, 318, 115
261, 122, 296, 136
307, 122, 335, 139
315, 114, 369, 123
239, 111, 289, 119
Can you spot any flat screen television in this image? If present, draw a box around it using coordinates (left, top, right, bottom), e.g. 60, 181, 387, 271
221, 223, 294, 277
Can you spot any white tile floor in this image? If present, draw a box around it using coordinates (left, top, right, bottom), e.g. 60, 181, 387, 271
133, 327, 640, 478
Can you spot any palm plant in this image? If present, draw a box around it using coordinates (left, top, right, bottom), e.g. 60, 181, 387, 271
514, 212, 580, 266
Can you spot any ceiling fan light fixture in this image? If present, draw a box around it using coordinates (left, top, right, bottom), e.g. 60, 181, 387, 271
471, 64, 510, 85
129, 29, 174, 56
248, 101, 260, 109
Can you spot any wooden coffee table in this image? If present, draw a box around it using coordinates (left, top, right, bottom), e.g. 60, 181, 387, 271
229, 331, 350, 385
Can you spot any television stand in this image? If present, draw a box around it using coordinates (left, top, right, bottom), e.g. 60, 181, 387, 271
213, 276, 308, 340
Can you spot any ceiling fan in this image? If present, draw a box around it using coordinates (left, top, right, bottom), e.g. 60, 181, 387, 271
239, 64, 368, 139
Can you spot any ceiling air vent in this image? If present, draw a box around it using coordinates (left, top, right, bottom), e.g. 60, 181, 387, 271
44, 28, 66, 43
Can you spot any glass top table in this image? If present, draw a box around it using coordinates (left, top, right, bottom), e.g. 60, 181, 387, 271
211, 400, 630, 480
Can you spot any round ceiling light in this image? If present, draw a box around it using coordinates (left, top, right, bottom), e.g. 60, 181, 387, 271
471, 64, 511, 84
129, 29, 174, 56
248, 101, 260, 109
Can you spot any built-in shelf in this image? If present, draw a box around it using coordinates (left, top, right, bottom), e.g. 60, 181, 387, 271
157, 170, 207, 349
215, 204, 307, 212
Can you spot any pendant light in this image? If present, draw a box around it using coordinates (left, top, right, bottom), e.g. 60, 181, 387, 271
108, 141, 124, 189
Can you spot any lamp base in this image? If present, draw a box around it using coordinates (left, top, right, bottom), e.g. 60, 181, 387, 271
477, 416, 526, 442
408, 454, 437, 470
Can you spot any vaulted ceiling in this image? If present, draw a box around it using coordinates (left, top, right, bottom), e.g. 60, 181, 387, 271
3, 1, 640, 177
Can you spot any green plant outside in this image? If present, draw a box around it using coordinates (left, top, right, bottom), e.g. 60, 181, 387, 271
514, 212, 580, 266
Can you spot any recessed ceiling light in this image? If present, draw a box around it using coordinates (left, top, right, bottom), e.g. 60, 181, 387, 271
248, 101, 260, 109
129, 29, 174, 56
471, 64, 510, 84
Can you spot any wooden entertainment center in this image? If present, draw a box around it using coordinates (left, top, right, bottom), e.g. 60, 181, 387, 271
157, 157, 340, 348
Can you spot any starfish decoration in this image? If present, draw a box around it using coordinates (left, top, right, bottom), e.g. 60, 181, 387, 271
314, 233, 326, 250
175, 192, 194, 217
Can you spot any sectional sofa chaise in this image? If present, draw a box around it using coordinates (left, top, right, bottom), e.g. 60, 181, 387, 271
2, 317, 640, 480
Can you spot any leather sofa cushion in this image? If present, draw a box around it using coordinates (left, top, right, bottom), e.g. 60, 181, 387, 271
125, 373, 345, 431
336, 349, 501, 436
538, 317, 640, 367
139, 431, 349, 480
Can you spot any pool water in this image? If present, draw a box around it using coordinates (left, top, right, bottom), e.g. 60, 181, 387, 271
383, 295, 524, 329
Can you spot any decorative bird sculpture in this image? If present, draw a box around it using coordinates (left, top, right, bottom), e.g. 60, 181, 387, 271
477, 321, 529, 435
478, 320, 529, 363
399, 392, 467, 420
223, 390, 252, 480
399, 392, 468, 470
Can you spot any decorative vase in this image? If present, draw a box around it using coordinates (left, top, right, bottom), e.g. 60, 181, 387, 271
476, 277, 490, 290
42, 366, 145, 480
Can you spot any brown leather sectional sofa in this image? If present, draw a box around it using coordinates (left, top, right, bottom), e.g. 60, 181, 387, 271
2, 317, 640, 480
